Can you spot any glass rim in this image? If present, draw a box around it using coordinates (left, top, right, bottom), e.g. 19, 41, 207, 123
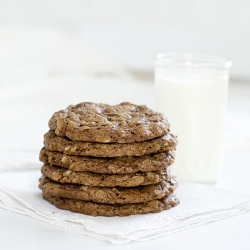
154, 53, 232, 69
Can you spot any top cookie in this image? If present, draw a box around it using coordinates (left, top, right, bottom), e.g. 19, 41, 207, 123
48, 102, 169, 143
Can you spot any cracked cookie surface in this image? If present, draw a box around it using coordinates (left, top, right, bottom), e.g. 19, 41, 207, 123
48, 102, 170, 143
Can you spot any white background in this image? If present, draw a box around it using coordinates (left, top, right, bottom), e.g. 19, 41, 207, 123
0, 0, 250, 79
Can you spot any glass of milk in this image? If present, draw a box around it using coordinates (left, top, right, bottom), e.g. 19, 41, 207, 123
154, 53, 232, 183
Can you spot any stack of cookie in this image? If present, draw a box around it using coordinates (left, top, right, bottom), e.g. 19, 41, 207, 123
39, 102, 179, 216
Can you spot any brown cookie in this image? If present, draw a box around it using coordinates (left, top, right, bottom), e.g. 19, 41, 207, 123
48, 102, 170, 143
39, 176, 178, 204
41, 164, 171, 187
43, 194, 180, 217
44, 130, 177, 157
40, 148, 174, 174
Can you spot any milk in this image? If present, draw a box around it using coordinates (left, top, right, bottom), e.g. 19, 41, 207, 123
155, 71, 229, 183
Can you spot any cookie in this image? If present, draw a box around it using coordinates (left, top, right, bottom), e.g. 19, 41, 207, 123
41, 164, 171, 187
39, 176, 178, 204
40, 148, 174, 174
43, 194, 179, 217
48, 102, 170, 143
44, 130, 177, 157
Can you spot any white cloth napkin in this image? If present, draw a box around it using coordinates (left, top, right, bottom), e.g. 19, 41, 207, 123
0, 169, 249, 244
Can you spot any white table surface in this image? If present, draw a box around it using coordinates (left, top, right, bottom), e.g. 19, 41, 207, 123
1, 151, 249, 250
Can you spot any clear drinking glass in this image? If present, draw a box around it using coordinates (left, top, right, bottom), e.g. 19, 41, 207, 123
154, 53, 232, 183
